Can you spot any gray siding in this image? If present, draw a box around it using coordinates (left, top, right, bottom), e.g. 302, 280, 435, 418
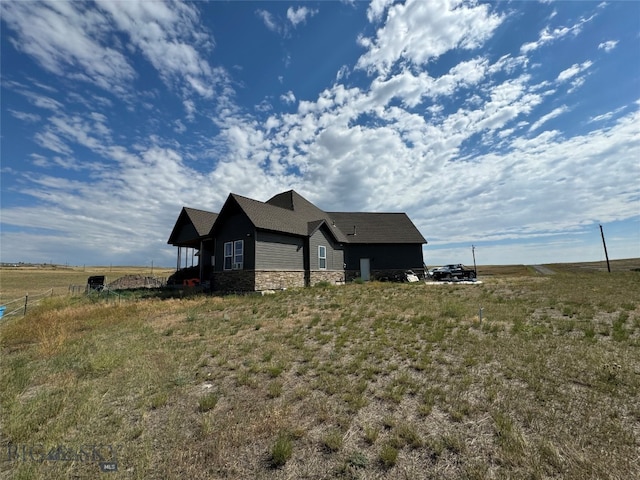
309, 228, 344, 271
255, 231, 304, 270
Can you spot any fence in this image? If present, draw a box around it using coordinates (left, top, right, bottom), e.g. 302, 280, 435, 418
0, 289, 54, 320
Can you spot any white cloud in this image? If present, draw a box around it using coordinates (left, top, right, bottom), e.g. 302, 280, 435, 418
2, 1, 135, 95
556, 61, 592, 83
589, 106, 627, 123
256, 9, 279, 33
33, 131, 73, 156
336, 65, 350, 82
174, 119, 186, 133
367, 0, 395, 22
280, 91, 296, 105
2, 0, 223, 100
9, 110, 41, 123
287, 6, 317, 27
598, 40, 618, 52
529, 105, 569, 132
183, 100, 196, 121
20, 90, 64, 111
94, 0, 220, 99
356, 0, 503, 75
520, 13, 596, 54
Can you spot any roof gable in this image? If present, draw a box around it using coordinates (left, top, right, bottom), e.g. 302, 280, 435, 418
168, 207, 218, 245
184, 207, 218, 236
213, 191, 345, 242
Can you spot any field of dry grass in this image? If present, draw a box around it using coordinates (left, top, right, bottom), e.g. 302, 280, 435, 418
1, 262, 639, 479
0, 265, 174, 302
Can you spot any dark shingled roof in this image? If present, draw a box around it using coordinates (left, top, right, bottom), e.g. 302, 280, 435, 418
167, 207, 218, 245
172, 190, 426, 246
328, 212, 427, 244
184, 207, 218, 237
227, 191, 348, 242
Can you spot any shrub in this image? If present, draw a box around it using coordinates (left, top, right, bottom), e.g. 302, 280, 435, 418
379, 443, 398, 469
270, 432, 293, 467
322, 428, 343, 452
198, 392, 219, 412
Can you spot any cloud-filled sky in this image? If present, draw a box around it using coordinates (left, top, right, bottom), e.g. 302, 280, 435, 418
1, 0, 639, 267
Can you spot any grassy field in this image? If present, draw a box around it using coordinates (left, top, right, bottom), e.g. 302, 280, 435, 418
1, 262, 639, 479
0, 265, 175, 302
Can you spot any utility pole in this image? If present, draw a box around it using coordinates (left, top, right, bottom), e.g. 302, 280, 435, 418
599, 225, 611, 273
472, 245, 477, 276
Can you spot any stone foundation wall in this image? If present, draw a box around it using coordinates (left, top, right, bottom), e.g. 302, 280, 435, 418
255, 271, 306, 291
213, 267, 407, 291
212, 270, 255, 292
310, 270, 345, 286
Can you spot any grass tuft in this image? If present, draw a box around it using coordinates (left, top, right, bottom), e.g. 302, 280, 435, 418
197, 392, 219, 412
270, 431, 293, 468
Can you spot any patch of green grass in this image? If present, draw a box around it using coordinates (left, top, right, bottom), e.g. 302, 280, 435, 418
363, 425, 380, 445
197, 392, 219, 412
267, 380, 283, 398
347, 450, 368, 469
322, 428, 344, 452
394, 423, 422, 449
149, 392, 168, 410
378, 443, 398, 469
612, 312, 630, 342
270, 431, 293, 468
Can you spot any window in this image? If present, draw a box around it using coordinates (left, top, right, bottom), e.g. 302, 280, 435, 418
318, 245, 327, 270
224, 240, 244, 270
234, 240, 244, 269
224, 242, 233, 270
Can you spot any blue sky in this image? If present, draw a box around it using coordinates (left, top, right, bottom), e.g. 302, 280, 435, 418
1, 0, 639, 268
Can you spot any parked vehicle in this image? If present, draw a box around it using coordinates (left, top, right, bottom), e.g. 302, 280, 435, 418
428, 264, 476, 281
86, 275, 106, 291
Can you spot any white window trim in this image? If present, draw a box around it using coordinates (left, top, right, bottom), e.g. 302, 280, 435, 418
224, 240, 244, 271
223, 241, 233, 270
233, 240, 244, 270
318, 245, 327, 270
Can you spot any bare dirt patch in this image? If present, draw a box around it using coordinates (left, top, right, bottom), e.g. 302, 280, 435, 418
108, 275, 166, 290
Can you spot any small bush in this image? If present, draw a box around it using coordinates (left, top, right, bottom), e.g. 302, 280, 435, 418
268, 381, 283, 398
198, 392, 219, 412
270, 432, 293, 467
149, 392, 168, 410
322, 428, 343, 452
395, 423, 422, 449
347, 450, 368, 469
379, 443, 398, 469
363, 425, 380, 445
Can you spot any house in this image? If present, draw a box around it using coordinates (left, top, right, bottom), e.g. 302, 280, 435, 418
167, 190, 426, 291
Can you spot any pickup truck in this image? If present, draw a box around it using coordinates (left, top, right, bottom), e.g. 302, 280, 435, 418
428, 264, 476, 281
